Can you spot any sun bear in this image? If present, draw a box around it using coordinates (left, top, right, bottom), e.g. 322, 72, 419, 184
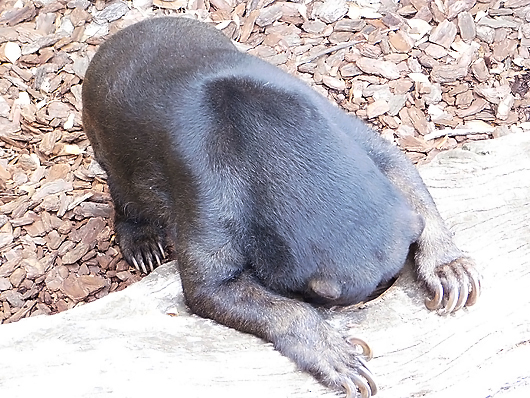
82, 17, 480, 397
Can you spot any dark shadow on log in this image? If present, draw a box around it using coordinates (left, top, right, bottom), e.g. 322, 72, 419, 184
0, 133, 529, 397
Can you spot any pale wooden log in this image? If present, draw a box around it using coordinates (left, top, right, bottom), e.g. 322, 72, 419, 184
0, 133, 528, 397
365, 132, 530, 398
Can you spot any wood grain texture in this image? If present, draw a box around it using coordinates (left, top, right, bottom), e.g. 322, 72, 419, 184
359, 132, 530, 397
0, 133, 528, 397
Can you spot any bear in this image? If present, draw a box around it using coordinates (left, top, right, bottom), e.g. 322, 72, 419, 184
82, 17, 480, 397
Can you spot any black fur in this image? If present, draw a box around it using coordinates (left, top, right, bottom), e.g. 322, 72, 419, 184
82, 17, 480, 395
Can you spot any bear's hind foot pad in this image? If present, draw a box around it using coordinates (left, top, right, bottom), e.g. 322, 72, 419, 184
115, 220, 166, 274
425, 257, 481, 314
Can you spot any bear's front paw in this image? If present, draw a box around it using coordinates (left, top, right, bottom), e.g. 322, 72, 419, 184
424, 257, 481, 314
279, 328, 377, 397
115, 219, 166, 274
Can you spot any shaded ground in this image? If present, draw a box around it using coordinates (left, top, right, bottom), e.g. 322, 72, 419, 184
1, 0, 529, 324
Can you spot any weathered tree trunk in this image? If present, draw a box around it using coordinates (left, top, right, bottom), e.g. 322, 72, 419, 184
0, 133, 528, 397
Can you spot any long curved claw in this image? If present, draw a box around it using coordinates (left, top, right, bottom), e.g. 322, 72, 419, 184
452, 273, 469, 312
145, 253, 154, 272
425, 281, 443, 310
343, 380, 356, 398
158, 242, 166, 259
131, 256, 147, 274
153, 250, 162, 267
131, 256, 139, 271
347, 337, 373, 360
358, 364, 378, 396
466, 268, 481, 306
351, 374, 371, 398
443, 273, 459, 314
149, 257, 155, 272
139, 258, 148, 274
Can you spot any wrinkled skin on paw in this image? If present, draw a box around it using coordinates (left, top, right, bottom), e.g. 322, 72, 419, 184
424, 257, 481, 314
